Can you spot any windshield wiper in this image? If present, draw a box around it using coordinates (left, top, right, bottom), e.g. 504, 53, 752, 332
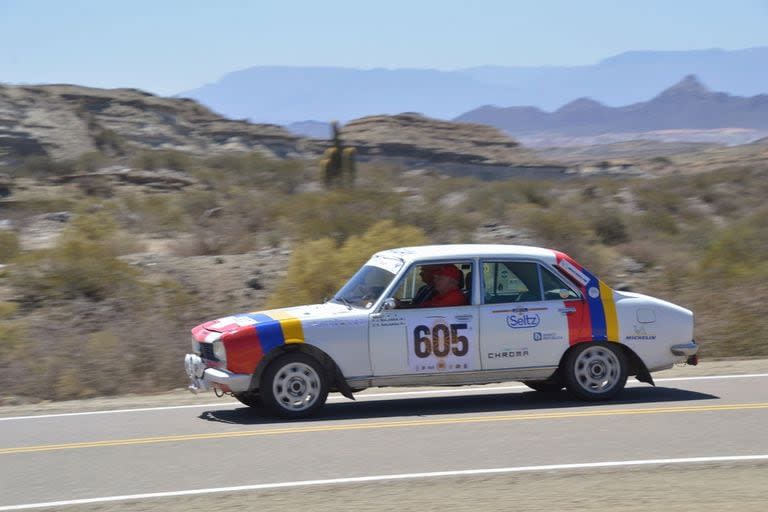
334, 296, 353, 310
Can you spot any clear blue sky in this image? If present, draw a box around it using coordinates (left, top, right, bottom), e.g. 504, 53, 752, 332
2, 0, 767, 95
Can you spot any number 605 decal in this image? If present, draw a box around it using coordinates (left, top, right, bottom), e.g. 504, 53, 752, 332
413, 323, 469, 358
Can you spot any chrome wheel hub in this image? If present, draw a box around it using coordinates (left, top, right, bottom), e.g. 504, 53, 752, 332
272, 362, 320, 411
574, 345, 621, 394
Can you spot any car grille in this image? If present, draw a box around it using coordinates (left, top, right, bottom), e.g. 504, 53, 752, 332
199, 342, 218, 361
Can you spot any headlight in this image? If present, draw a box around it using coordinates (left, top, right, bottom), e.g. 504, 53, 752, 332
213, 340, 227, 362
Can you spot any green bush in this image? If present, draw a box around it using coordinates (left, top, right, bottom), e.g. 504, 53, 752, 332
698, 210, 768, 280
11, 237, 141, 302
0, 230, 20, 262
268, 220, 427, 307
65, 210, 119, 241
282, 189, 403, 244
132, 150, 194, 173
0, 301, 18, 319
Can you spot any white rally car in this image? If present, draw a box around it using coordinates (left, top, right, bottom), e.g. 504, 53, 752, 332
185, 245, 698, 418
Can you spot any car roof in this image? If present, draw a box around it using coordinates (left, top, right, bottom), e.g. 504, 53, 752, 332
374, 244, 558, 264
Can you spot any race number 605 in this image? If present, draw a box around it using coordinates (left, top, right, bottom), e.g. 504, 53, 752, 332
413, 323, 469, 358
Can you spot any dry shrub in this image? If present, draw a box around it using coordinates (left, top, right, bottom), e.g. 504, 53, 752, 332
592, 209, 629, 246
198, 153, 308, 193
120, 192, 188, 233
0, 277, 201, 401
524, 207, 593, 256
76, 176, 114, 197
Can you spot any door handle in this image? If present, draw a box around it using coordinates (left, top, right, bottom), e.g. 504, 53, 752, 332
559, 307, 576, 314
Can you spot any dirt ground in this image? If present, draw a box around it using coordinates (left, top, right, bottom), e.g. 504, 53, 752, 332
24, 462, 768, 511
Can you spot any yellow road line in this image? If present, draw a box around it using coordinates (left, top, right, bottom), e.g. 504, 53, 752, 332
3, 402, 768, 456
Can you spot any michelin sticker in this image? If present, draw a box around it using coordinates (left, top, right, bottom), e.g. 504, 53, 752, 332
408, 315, 479, 372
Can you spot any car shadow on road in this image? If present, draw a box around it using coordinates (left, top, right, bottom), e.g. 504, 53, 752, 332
197, 385, 719, 425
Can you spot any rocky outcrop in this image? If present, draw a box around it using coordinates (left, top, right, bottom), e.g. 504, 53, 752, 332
50, 166, 198, 190
339, 113, 540, 166
0, 84, 308, 162
0, 84, 552, 172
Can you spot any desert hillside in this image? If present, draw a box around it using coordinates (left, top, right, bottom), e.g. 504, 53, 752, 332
0, 83, 767, 405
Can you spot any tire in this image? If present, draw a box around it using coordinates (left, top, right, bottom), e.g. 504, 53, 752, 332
522, 379, 563, 393
260, 353, 329, 419
563, 342, 627, 401
233, 390, 263, 409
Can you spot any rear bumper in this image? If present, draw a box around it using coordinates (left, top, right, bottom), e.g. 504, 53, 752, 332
670, 341, 699, 357
184, 354, 251, 393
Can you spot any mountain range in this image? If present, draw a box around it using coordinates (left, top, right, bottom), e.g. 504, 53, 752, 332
456, 75, 768, 136
178, 47, 768, 124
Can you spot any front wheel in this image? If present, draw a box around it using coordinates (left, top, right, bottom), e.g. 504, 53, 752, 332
260, 353, 329, 418
563, 342, 627, 401
233, 390, 263, 409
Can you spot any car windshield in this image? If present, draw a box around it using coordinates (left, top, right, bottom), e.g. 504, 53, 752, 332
332, 265, 397, 309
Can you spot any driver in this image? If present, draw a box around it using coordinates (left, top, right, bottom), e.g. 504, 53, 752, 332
420, 264, 467, 308
413, 264, 439, 305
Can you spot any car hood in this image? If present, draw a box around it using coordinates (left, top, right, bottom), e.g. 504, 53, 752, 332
191, 302, 356, 339
614, 290, 693, 316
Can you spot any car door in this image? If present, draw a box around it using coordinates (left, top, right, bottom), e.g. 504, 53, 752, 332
369, 261, 480, 376
478, 260, 577, 370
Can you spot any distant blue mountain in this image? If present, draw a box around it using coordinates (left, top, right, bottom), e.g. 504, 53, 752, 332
456, 75, 768, 135
285, 120, 331, 139
177, 47, 768, 124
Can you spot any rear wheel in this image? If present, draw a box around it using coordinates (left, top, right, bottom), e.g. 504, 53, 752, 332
563, 342, 627, 401
260, 353, 329, 418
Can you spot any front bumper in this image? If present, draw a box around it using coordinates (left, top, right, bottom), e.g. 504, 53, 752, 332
184, 354, 251, 393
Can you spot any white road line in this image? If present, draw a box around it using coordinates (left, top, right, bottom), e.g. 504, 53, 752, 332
1, 454, 767, 511
2, 372, 767, 422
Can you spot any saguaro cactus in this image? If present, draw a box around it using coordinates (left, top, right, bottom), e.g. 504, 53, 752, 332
321, 121, 356, 188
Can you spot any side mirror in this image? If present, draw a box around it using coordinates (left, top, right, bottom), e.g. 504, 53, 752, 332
382, 298, 397, 310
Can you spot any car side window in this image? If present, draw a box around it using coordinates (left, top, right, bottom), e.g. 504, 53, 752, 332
540, 265, 580, 300
482, 261, 542, 304
392, 261, 472, 308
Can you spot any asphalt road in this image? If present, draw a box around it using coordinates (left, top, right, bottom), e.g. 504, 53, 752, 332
1, 360, 767, 511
